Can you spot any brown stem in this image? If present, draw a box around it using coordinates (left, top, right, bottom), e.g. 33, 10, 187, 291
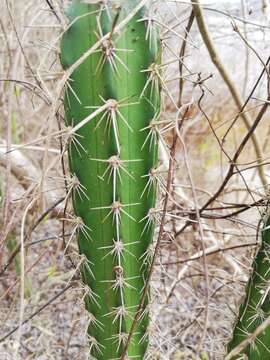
192, 0, 267, 187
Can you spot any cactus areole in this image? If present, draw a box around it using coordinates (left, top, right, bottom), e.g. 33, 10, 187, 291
61, 1, 160, 358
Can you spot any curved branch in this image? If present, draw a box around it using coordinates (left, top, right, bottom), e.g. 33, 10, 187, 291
192, 0, 267, 187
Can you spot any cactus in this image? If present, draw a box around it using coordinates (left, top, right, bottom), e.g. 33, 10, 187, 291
60, 1, 160, 358
227, 216, 270, 358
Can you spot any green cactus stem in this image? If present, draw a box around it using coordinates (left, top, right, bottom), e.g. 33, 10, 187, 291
61, 1, 160, 358
227, 216, 270, 359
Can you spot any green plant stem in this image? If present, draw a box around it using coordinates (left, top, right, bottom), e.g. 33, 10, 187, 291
61, 1, 160, 358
